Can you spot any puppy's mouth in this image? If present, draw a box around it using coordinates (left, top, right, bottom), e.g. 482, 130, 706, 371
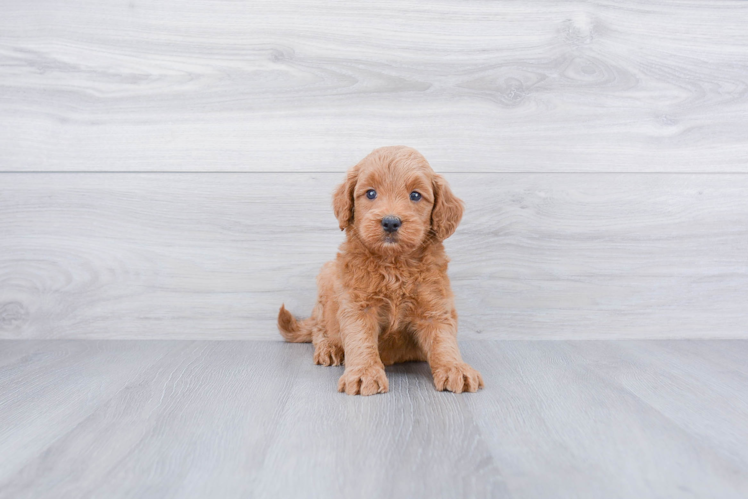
382, 234, 399, 245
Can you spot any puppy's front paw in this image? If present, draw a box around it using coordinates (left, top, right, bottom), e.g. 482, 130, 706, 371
432, 363, 484, 393
338, 365, 389, 396
314, 342, 344, 366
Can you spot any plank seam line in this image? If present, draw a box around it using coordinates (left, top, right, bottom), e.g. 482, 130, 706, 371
2, 171, 748, 175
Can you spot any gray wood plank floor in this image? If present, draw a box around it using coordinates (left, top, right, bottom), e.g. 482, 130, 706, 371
1, 339, 747, 498
2, 173, 747, 340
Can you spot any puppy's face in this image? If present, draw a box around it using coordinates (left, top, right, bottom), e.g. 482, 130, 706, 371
353, 160, 434, 255
333, 146, 464, 256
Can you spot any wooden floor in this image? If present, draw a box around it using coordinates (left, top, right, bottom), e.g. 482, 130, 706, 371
1, 339, 747, 498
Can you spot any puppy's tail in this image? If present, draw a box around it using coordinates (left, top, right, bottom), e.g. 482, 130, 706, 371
277, 304, 313, 343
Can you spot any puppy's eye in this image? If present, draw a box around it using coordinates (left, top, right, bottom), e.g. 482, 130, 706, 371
366, 189, 377, 200
410, 191, 422, 202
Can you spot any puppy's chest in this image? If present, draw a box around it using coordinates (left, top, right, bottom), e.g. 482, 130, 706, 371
366, 265, 419, 298
367, 268, 422, 332
344, 256, 435, 331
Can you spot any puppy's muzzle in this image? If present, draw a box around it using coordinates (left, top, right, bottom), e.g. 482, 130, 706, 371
381, 215, 402, 233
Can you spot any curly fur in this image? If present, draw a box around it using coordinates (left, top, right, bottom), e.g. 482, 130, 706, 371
278, 145, 484, 395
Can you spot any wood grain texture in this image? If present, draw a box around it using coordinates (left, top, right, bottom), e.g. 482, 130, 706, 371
1, 339, 747, 497
0, 340, 305, 498
0, 340, 180, 484
1, 173, 746, 340
463, 340, 748, 497
1, 0, 748, 172
252, 354, 507, 498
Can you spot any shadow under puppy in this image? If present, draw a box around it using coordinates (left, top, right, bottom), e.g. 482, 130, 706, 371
279, 145, 483, 396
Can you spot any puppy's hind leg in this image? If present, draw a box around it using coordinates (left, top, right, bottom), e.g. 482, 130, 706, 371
278, 302, 341, 365
310, 303, 344, 366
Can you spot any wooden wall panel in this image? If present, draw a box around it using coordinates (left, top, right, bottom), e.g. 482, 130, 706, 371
1, 0, 747, 172
1, 173, 746, 339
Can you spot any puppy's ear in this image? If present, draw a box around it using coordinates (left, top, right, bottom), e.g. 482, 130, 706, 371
332, 165, 359, 230
431, 174, 464, 241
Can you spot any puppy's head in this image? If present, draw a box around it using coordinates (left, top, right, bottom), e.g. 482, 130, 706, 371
333, 146, 463, 255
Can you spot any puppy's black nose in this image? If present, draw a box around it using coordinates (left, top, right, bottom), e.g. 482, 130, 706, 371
381, 216, 402, 233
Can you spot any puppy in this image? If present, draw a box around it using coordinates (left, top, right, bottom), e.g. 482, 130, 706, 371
278, 146, 483, 396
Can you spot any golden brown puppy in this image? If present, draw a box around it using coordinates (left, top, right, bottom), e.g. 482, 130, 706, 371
278, 146, 483, 396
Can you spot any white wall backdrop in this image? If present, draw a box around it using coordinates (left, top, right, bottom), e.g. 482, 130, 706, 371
1, 0, 747, 339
